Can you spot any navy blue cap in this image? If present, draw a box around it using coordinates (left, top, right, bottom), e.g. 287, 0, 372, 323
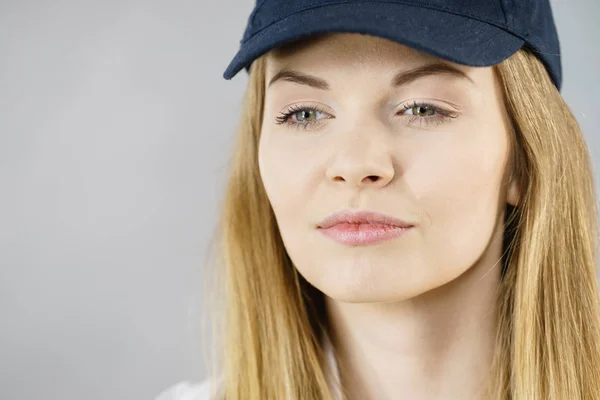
223, 0, 562, 90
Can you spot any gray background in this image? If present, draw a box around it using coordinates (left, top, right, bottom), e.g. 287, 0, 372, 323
0, 1, 598, 399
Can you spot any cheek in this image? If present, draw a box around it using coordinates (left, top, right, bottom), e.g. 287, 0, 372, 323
258, 130, 317, 222
412, 133, 508, 275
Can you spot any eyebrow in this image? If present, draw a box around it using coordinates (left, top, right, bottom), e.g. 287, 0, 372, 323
267, 62, 475, 90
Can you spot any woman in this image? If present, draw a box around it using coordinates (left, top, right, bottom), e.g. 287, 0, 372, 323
157, 0, 600, 399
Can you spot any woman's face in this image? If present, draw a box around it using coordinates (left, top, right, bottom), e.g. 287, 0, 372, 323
258, 33, 519, 303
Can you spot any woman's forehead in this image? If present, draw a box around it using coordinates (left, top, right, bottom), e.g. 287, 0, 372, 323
263, 32, 498, 107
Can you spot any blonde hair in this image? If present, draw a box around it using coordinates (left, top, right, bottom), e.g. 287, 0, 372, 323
200, 46, 600, 399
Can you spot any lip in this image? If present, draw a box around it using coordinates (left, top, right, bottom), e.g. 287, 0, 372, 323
317, 209, 414, 246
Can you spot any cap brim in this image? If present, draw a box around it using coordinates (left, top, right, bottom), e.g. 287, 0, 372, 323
223, 2, 525, 80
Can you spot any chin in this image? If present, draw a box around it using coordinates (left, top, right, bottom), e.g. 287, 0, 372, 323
300, 258, 464, 305
325, 290, 408, 304
307, 269, 431, 304
322, 282, 426, 304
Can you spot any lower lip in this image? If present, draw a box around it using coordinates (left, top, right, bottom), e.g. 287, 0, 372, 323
318, 223, 413, 246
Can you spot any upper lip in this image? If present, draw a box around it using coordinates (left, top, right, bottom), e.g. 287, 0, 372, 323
317, 209, 414, 229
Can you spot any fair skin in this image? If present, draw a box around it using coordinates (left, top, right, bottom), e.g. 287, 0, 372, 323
258, 32, 520, 400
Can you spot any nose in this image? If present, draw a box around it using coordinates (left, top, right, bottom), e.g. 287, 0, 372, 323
325, 128, 395, 189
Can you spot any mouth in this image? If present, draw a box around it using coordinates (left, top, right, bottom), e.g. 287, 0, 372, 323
318, 223, 412, 246
317, 210, 414, 246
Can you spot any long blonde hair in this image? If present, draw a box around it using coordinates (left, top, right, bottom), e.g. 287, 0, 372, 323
201, 46, 600, 399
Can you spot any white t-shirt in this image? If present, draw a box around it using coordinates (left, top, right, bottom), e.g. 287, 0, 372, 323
154, 334, 341, 400
154, 379, 215, 400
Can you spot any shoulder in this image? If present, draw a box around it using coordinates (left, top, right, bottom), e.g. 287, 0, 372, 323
154, 379, 218, 400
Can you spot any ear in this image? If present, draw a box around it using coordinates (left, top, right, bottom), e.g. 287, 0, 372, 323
506, 174, 520, 206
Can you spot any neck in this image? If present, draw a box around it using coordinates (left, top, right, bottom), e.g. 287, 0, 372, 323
324, 236, 502, 400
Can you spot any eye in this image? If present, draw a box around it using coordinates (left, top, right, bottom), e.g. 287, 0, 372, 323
404, 104, 435, 117
274, 101, 458, 130
398, 101, 458, 127
274, 105, 331, 130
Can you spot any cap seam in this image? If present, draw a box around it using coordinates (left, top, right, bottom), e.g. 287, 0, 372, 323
498, 0, 510, 27
249, 0, 271, 27
244, 0, 519, 44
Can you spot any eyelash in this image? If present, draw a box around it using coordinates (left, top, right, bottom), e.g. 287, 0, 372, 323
274, 101, 458, 130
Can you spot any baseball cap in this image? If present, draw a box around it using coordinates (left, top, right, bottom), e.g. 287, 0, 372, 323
222, 0, 562, 90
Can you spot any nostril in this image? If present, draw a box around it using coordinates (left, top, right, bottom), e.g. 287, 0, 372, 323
331, 175, 383, 183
